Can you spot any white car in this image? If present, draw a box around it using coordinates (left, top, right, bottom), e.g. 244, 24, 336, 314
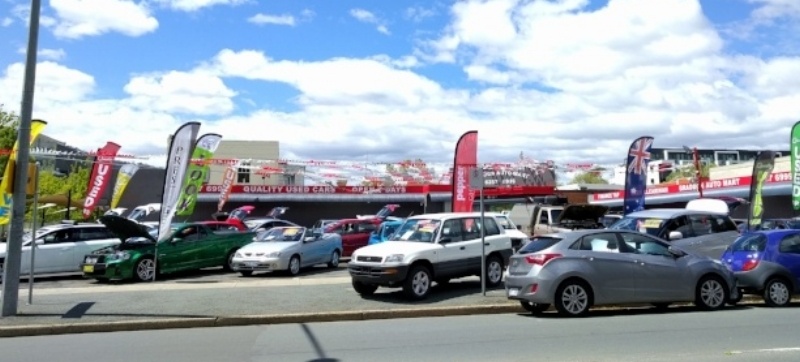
0, 221, 120, 276
486, 212, 530, 251
348, 212, 514, 300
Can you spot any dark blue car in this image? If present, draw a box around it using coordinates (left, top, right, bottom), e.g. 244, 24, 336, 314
721, 230, 800, 307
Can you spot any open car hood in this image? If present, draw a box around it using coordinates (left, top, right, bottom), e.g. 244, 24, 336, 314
357, 204, 401, 220
266, 207, 289, 218
99, 215, 157, 243
556, 204, 609, 223
214, 205, 256, 221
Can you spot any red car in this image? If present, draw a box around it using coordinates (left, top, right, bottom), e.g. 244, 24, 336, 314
198, 220, 248, 231
325, 204, 402, 257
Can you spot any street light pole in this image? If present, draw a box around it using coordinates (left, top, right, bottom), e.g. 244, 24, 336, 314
1, 0, 42, 317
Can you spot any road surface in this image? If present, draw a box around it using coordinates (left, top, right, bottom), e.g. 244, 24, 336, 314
2, 304, 800, 361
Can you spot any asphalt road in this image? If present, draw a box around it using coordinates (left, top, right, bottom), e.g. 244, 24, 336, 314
3, 305, 800, 361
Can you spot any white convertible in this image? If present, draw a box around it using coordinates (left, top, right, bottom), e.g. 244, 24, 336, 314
0, 221, 120, 276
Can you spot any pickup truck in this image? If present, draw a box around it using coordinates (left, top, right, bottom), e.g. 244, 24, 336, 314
80, 215, 255, 282
530, 204, 609, 236
348, 212, 514, 300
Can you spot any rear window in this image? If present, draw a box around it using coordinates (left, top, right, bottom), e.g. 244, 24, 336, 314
730, 234, 767, 252
518, 237, 561, 254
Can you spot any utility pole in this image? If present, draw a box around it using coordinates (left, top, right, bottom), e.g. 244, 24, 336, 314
2, 0, 42, 316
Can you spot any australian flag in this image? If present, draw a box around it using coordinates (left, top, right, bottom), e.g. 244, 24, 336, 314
623, 136, 654, 215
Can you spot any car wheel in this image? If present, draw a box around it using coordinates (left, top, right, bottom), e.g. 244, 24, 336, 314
485, 255, 504, 288
554, 280, 592, 317
763, 278, 792, 307
327, 250, 340, 268
287, 255, 301, 276
695, 275, 728, 311
239, 271, 253, 277
520, 301, 550, 314
352, 280, 378, 296
403, 265, 432, 300
134, 257, 156, 282
223, 250, 236, 272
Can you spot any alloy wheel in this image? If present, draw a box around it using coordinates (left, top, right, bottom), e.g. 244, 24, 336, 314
561, 284, 589, 315
488, 260, 503, 284
700, 279, 725, 308
289, 257, 300, 275
412, 270, 430, 297
137, 259, 155, 281
768, 280, 791, 306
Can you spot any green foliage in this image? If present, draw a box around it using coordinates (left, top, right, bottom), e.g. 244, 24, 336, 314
0, 105, 20, 172
570, 171, 609, 184
26, 163, 92, 224
665, 163, 716, 182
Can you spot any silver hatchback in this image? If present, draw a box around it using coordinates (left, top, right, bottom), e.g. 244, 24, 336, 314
505, 229, 739, 317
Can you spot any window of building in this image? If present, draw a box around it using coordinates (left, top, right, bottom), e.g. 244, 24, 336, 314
237, 162, 250, 184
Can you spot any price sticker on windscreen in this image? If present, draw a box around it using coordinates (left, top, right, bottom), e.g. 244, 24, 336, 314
283, 228, 300, 236
642, 219, 662, 228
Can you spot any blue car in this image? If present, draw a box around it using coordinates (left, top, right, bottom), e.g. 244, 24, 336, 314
368, 220, 403, 245
721, 230, 800, 307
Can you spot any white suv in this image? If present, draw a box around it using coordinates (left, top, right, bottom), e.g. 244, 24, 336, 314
348, 213, 514, 300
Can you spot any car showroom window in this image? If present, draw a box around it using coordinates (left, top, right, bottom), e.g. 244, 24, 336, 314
441, 219, 464, 242
779, 234, 800, 254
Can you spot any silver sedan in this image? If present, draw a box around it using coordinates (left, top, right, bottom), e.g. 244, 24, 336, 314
505, 229, 739, 317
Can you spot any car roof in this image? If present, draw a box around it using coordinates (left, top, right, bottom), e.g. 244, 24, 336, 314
407, 212, 500, 220
746, 229, 800, 238
625, 209, 727, 218
538, 229, 651, 239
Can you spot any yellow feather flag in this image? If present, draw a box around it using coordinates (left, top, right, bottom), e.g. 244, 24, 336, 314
0, 119, 48, 225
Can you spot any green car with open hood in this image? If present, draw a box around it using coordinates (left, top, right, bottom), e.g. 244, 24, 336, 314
81, 215, 256, 282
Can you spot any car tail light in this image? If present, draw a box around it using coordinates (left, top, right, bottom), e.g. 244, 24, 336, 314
742, 259, 759, 271
525, 253, 562, 266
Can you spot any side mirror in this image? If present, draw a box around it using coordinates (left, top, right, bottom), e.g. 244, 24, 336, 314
171, 237, 182, 243
516, 225, 522, 230
438, 237, 452, 245
303, 236, 316, 243
668, 231, 683, 241
667, 246, 686, 258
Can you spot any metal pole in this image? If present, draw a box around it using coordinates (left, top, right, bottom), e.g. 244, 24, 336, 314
694, 147, 704, 198
2, 0, 41, 317
27, 163, 39, 304
480, 187, 486, 296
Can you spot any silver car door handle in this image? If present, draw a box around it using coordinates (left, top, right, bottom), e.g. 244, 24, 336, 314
583, 256, 594, 261
459, 246, 465, 250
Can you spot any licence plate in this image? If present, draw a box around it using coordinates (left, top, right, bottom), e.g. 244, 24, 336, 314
508, 288, 519, 297
83, 265, 94, 273
245, 262, 260, 267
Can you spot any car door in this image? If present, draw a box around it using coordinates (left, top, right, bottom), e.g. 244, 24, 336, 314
339, 222, 362, 257
435, 218, 469, 278
24, 228, 77, 273
355, 221, 376, 249
619, 232, 691, 302
159, 226, 202, 271
571, 232, 637, 304
679, 213, 728, 259
72, 227, 117, 268
775, 234, 800, 288
193, 226, 223, 267
300, 232, 325, 266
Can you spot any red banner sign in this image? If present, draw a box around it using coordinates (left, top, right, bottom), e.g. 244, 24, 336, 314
200, 184, 555, 197
590, 171, 791, 202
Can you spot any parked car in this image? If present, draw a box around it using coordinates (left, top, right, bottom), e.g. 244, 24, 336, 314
721, 230, 800, 307
325, 218, 381, 257
231, 226, 342, 276
600, 214, 623, 228
368, 220, 403, 245
0, 221, 120, 277
81, 215, 255, 282
312, 219, 340, 234
505, 229, 739, 317
486, 212, 530, 251
607, 198, 739, 259
348, 212, 514, 300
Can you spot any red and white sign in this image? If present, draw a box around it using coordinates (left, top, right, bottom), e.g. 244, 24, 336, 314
200, 184, 555, 197
589, 171, 792, 202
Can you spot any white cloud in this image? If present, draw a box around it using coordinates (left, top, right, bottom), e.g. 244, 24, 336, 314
39, 48, 67, 61
405, 6, 436, 22
48, 0, 158, 39
749, 0, 800, 22
124, 70, 237, 116
150, 0, 249, 12
1, 17, 12, 27
1, 0, 800, 170
247, 13, 296, 26
349, 8, 390, 35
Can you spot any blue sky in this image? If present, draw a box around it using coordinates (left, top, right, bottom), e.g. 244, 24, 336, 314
0, 0, 799, 174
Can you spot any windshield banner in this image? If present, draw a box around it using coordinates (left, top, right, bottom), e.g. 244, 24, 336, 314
747, 150, 776, 231
623, 136, 654, 216
452, 130, 478, 213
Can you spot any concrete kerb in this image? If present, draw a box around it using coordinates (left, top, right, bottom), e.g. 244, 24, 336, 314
0, 295, 774, 338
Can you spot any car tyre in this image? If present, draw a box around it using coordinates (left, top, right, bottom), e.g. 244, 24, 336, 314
763, 278, 792, 307
223, 250, 237, 272
352, 280, 378, 296
134, 257, 156, 282
403, 265, 432, 300
287, 255, 301, 276
520, 301, 550, 314
695, 275, 728, 311
484, 255, 504, 288
554, 280, 592, 317
327, 250, 340, 268
239, 271, 253, 277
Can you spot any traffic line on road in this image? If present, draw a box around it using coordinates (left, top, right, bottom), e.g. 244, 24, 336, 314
12, 276, 354, 297
727, 347, 800, 354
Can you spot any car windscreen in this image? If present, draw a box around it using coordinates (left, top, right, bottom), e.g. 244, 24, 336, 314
389, 219, 441, 243
382, 223, 400, 237
257, 227, 304, 242
729, 233, 767, 252
495, 216, 515, 230
608, 217, 664, 236
517, 237, 562, 254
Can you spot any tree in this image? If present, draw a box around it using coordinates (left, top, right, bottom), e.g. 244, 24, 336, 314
665, 163, 716, 182
26, 163, 91, 224
0, 105, 20, 173
570, 171, 609, 184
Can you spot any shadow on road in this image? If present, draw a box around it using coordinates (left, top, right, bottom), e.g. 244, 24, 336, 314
236, 264, 348, 279
520, 304, 754, 319
358, 279, 504, 305
300, 323, 340, 362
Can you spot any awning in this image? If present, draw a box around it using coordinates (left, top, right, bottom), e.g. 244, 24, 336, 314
589, 182, 791, 207
196, 192, 452, 203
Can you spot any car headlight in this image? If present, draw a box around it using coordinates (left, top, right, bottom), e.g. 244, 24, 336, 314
108, 251, 130, 261
235, 252, 243, 258
267, 252, 281, 258
384, 254, 404, 263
